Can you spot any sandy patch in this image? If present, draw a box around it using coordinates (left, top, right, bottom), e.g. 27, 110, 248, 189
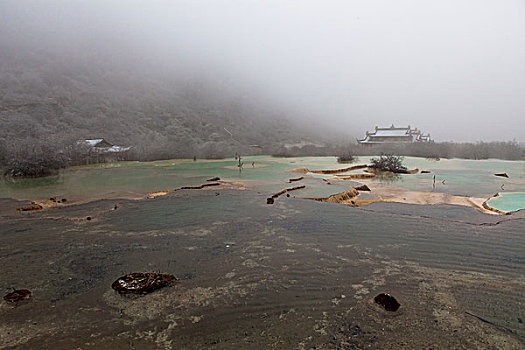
364, 182, 501, 215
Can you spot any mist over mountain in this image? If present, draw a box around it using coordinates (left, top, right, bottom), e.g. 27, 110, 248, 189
0, 43, 341, 160
0, 1, 346, 160
1, 0, 524, 163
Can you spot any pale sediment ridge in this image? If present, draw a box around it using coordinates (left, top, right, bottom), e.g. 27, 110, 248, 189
310, 182, 506, 215
287, 164, 368, 174
15, 181, 246, 211
481, 193, 512, 215
270, 185, 306, 198
286, 167, 309, 174
288, 176, 304, 183
310, 164, 368, 174
141, 183, 220, 199
367, 182, 506, 215
482, 201, 509, 215
333, 174, 376, 180
147, 180, 245, 199
364, 168, 419, 175
267, 184, 306, 204
16, 197, 72, 212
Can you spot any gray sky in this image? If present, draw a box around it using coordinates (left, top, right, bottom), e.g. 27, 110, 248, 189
2, 0, 524, 142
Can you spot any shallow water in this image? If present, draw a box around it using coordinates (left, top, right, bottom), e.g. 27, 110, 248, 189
1, 155, 524, 348
0, 190, 524, 349
378, 157, 525, 198
487, 192, 525, 212
1, 156, 523, 201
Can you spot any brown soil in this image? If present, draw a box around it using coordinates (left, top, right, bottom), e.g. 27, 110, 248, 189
3, 289, 32, 303
310, 189, 359, 205
16, 204, 43, 212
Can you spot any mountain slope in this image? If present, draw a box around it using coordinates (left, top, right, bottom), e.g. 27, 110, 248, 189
0, 47, 335, 161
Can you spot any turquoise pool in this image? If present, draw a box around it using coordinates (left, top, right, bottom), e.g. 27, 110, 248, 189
486, 192, 525, 213
1, 156, 523, 210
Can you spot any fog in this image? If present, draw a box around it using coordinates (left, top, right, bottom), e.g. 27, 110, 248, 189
2, 0, 524, 142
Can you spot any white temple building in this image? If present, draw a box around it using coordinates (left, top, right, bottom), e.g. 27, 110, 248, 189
357, 125, 432, 145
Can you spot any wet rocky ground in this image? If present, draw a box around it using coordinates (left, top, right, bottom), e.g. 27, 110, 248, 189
0, 190, 524, 349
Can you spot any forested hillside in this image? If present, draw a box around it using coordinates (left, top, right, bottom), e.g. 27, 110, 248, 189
0, 45, 333, 165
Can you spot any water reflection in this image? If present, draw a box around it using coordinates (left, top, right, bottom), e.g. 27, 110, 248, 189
373, 172, 402, 184
1, 174, 61, 189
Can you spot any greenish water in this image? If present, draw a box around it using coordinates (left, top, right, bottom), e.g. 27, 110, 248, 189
0, 156, 523, 211
1, 160, 524, 348
382, 157, 525, 197
487, 192, 525, 212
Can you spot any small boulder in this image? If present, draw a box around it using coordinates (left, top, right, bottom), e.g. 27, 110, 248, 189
494, 172, 509, 178
4, 289, 32, 303
354, 184, 371, 191
421, 170, 431, 174
207, 177, 221, 181
112, 272, 177, 295
267, 197, 274, 204
374, 293, 400, 311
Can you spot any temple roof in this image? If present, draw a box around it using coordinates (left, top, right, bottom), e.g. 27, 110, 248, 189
358, 124, 432, 144
83, 139, 106, 147
371, 129, 411, 137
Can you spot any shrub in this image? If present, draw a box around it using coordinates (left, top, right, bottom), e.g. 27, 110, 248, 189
369, 154, 408, 173
1, 139, 70, 178
337, 153, 356, 163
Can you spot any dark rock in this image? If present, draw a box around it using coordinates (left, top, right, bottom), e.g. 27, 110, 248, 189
374, 293, 400, 311
207, 177, 220, 181
181, 183, 220, 190
421, 170, 431, 174
86, 216, 92, 221
61, 198, 67, 203
354, 184, 371, 191
267, 198, 274, 204
17, 204, 43, 212
286, 193, 290, 197
4, 289, 32, 303
112, 272, 177, 295
494, 172, 509, 178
